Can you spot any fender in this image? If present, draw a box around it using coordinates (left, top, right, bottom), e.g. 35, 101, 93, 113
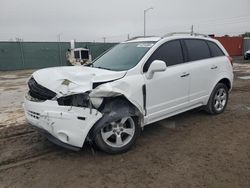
88, 98, 140, 140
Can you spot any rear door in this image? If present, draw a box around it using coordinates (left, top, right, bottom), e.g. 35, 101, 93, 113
183, 39, 217, 105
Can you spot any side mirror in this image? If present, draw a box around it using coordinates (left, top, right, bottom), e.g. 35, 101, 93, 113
146, 60, 167, 79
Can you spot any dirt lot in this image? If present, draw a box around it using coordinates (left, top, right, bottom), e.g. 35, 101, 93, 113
0, 59, 250, 188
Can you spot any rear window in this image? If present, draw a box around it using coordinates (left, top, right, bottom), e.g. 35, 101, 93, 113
207, 41, 225, 57
184, 39, 211, 61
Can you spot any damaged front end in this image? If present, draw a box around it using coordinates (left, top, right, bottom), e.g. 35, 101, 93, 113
24, 77, 105, 149
24, 67, 144, 150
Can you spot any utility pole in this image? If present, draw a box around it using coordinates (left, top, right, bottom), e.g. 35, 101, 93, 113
144, 7, 153, 37
127, 34, 130, 40
191, 25, 194, 35
16, 37, 25, 67
57, 34, 63, 66
103, 37, 106, 43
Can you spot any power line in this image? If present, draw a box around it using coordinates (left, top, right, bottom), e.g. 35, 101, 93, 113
192, 15, 250, 25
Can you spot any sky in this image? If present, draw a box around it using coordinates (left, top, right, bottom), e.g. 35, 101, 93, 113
1, 0, 250, 42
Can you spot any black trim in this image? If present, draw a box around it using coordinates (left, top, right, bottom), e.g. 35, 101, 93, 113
28, 77, 56, 100
205, 41, 213, 57
206, 41, 214, 58
30, 125, 81, 151
142, 84, 147, 115
180, 39, 189, 62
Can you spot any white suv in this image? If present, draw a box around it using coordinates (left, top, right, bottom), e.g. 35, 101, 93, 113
24, 33, 234, 154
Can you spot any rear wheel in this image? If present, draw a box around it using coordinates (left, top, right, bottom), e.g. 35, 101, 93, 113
94, 116, 140, 154
205, 83, 229, 115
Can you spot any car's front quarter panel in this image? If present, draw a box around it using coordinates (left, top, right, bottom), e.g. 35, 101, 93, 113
90, 73, 145, 116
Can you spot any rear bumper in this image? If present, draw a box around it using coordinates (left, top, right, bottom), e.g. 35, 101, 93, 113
23, 97, 103, 149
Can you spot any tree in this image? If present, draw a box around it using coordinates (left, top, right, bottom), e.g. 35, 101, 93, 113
242, 32, 250, 38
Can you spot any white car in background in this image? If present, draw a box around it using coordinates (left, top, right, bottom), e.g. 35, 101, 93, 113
244, 50, 250, 60
24, 33, 234, 154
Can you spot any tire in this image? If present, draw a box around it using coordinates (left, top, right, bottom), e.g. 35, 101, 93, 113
205, 83, 229, 115
94, 116, 141, 154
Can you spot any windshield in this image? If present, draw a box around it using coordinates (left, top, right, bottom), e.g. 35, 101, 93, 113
92, 42, 155, 71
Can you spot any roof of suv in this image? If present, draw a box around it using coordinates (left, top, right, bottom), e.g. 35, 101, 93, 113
125, 34, 215, 43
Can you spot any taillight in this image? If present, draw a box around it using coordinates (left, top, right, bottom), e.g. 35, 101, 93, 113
227, 56, 233, 66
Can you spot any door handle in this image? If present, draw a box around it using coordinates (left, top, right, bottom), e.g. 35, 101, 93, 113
180, 72, 190, 78
211, 65, 218, 70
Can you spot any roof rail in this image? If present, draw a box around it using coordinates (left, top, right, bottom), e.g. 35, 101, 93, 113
162, 32, 210, 38
126, 36, 156, 42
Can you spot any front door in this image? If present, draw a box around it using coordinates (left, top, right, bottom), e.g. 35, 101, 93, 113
143, 40, 190, 124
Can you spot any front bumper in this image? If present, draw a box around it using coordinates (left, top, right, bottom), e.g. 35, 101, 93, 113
32, 125, 81, 151
23, 97, 103, 149
245, 53, 250, 59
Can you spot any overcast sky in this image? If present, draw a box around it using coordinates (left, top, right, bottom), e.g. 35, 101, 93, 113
1, 0, 250, 42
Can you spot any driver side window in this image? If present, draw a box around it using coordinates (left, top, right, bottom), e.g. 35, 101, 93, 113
143, 40, 184, 72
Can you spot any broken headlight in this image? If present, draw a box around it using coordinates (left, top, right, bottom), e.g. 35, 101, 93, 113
57, 93, 89, 107
57, 93, 103, 109
90, 97, 103, 109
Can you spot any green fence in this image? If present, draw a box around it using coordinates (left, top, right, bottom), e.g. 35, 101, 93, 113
0, 42, 116, 71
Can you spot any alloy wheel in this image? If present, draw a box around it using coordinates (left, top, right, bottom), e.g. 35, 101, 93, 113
101, 117, 135, 148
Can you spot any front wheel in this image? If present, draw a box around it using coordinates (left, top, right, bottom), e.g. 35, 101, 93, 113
94, 116, 141, 154
205, 83, 229, 115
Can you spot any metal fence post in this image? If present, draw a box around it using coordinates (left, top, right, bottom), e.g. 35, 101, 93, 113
17, 38, 25, 68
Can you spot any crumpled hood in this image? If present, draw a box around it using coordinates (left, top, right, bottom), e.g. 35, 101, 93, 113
32, 66, 126, 96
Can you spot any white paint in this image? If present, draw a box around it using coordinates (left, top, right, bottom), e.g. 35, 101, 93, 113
33, 66, 127, 96
24, 99, 102, 148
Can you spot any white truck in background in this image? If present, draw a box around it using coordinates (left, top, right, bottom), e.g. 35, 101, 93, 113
66, 40, 92, 66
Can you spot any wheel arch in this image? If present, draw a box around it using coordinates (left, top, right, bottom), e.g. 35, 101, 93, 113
218, 78, 232, 91
87, 96, 142, 142
211, 72, 233, 94
205, 74, 233, 106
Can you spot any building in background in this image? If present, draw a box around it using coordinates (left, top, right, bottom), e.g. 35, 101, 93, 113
214, 36, 243, 57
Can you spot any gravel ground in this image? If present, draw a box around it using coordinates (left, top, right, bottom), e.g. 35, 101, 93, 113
0, 59, 250, 188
